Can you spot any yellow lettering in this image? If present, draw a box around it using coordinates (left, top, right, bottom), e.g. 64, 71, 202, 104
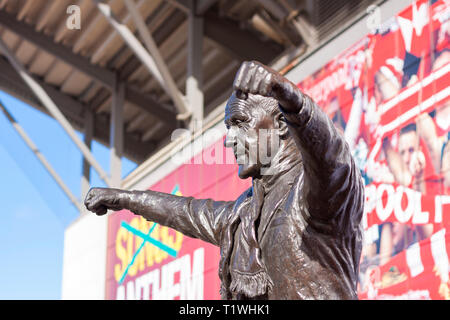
127, 217, 140, 276
144, 224, 159, 268
115, 216, 186, 283
114, 227, 128, 282
173, 230, 183, 251
161, 226, 173, 248
155, 226, 168, 263
135, 217, 148, 272
112, 220, 185, 273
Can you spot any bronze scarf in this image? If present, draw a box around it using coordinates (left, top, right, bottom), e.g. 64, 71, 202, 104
218, 155, 302, 299
219, 179, 272, 299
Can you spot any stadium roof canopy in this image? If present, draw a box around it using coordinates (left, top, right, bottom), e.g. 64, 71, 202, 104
0, 0, 377, 196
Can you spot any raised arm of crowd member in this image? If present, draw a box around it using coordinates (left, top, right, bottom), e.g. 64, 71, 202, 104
416, 113, 443, 175
382, 136, 411, 186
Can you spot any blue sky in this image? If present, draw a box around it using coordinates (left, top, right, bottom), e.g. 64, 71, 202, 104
0, 90, 137, 299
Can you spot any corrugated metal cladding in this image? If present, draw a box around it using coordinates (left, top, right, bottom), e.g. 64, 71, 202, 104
0, 0, 377, 164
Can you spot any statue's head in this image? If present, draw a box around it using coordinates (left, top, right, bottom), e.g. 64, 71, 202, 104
224, 90, 290, 179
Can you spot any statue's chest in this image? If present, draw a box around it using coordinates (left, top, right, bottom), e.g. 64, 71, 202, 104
258, 210, 306, 252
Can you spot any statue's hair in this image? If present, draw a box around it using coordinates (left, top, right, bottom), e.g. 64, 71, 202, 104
265, 97, 282, 118
228, 92, 284, 128
251, 94, 282, 118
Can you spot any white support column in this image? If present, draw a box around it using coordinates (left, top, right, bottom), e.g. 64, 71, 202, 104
186, 0, 204, 131
110, 78, 124, 188
0, 37, 112, 187
81, 109, 94, 212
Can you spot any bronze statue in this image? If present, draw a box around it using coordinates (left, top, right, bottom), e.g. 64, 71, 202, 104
85, 61, 364, 300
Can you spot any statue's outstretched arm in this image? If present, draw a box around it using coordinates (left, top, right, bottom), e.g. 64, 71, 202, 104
84, 188, 234, 246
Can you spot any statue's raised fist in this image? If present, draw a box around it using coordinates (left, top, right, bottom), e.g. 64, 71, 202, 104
233, 61, 280, 98
84, 187, 128, 216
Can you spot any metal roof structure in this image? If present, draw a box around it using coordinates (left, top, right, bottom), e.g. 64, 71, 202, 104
0, 0, 377, 209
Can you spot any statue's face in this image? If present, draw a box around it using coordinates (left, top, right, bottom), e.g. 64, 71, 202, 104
224, 91, 280, 179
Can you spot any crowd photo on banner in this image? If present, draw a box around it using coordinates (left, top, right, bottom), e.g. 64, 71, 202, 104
298, 0, 450, 300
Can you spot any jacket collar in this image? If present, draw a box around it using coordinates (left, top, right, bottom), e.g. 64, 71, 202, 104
255, 160, 303, 243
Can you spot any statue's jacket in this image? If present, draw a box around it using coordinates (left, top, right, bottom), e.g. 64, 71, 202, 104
127, 95, 365, 300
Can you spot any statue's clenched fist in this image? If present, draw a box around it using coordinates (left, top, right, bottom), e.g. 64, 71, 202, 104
233, 61, 280, 98
233, 60, 302, 113
84, 187, 128, 216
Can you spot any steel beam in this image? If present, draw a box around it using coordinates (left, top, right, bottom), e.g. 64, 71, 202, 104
125, 86, 178, 125
90, 0, 148, 65
0, 37, 112, 187
0, 100, 83, 212
0, 9, 177, 125
0, 58, 155, 163
164, 0, 190, 13
255, 0, 287, 21
290, 14, 319, 47
81, 109, 94, 207
186, 0, 204, 129
95, 0, 191, 120
203, 12, 283, 64
93, 113, 157, 163
174, 0, 218, 15
0, 57, 85, 125
0, 10, 113, 87
94, 0, 187, 119
196, 0, 218, 15
141, 122, 165, 142
0, 0, 8, 9
110, 78, 124, 187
